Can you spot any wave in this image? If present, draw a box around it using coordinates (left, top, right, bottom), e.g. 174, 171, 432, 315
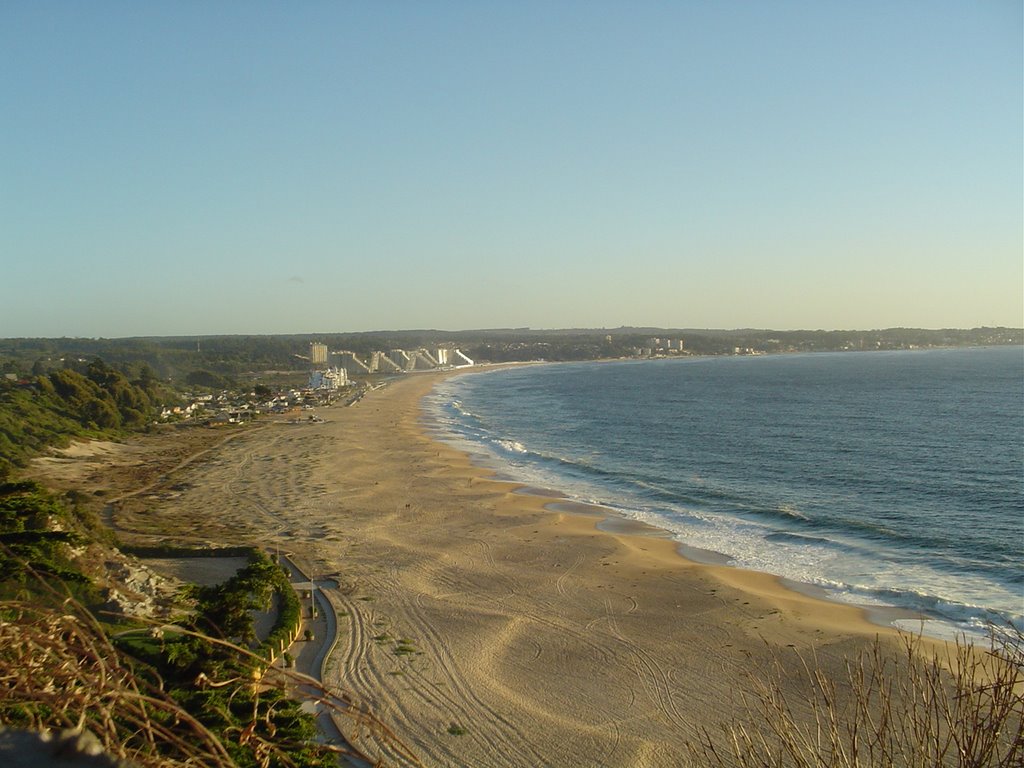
425, 355, 1024, 638
494, 438, 528, 454
818, 580, 1023, 633
445, 398, 485, 426
764, 531, 836, 547
776, 504, 810, 522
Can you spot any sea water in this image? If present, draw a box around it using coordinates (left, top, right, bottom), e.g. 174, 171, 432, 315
423, 347, 1024, 638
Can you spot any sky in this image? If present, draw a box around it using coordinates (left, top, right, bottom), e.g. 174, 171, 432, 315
1, 2, 1021, 337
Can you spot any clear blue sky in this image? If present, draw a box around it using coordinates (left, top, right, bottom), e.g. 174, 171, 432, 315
2, 2, 1021, 337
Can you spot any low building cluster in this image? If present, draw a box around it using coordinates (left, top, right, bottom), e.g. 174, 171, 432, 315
307, 366, 348, 390
636, 338, 689, 357
161, 383, 347, 426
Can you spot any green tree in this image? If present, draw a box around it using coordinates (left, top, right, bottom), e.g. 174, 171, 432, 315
82, 396, 121, 429
186, 370, 231, 389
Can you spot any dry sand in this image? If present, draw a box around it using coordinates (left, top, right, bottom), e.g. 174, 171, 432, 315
97, 372, 918, 767
27, 427, 241, 500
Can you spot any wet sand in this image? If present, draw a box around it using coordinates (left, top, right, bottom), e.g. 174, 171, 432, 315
108, 371, 916, 767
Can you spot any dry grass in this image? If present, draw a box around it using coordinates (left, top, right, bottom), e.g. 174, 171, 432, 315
0, 587, 421, 767
0, 595, 236, 767
693, 628, 1024, 767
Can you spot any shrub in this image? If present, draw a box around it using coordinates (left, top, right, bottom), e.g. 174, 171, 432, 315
692, 628, 1024, 767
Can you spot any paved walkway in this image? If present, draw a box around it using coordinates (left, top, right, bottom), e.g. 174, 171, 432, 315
276, 554, 369, 768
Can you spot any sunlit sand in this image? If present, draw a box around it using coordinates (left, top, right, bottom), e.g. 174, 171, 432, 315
103, 372, 910, 766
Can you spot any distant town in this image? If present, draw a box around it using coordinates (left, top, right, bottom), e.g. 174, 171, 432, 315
3, 326, 1020, 386
0, 324, 1021, 480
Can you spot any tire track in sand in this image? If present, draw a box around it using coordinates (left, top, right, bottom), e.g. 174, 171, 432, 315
599, 597, 690, 733
366, 545, 549, 766
331, 592, 425, 767
396, 592, 551, 768
554, 552, 586, 597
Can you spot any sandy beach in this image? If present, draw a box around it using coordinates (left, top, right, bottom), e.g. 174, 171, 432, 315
101, 371, 915, 767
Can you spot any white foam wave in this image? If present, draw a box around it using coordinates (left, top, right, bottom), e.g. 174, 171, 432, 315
778, 504, 810, 521
424, 371, 1022, 640
495, 438, 528, 454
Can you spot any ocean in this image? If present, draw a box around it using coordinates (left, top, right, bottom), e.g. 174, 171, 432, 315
424, 346, 1024, 639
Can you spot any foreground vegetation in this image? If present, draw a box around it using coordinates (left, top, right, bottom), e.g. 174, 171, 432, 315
111, 550, 330, 768
0, 483, 338, 767
4, 482, 1022, 766
692, 629, 1024, 767
1, 587, 337, 768
0, 480, 106, 602
120, 548, 302, 673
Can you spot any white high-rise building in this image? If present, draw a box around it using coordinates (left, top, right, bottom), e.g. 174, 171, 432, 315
310, 342, 328, 365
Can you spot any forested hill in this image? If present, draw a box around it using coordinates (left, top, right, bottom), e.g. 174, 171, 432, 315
0, 359, 169, 476
1, 326, 1020, 380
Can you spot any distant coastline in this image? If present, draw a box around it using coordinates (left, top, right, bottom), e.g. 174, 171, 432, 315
425, 347, 1024, 641
2, 325, 1019, 379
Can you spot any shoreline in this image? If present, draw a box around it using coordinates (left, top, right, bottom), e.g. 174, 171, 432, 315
546, 497, 930, 632
318, 371, 908, 764
421, 366, 939, 639
95, 369, 952, 766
